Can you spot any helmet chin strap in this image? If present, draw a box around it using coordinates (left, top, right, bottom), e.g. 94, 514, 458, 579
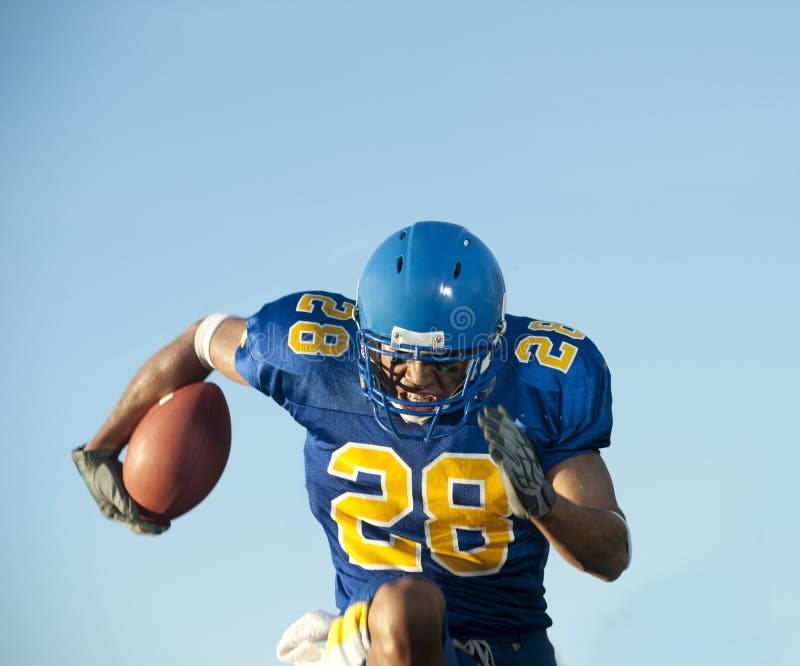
398, 411, 434, 426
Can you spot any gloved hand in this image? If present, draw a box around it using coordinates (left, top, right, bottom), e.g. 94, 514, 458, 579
71, 445, 170, 535
478, 406, 557, 519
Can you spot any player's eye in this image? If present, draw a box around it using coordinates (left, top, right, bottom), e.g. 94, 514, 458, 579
436, 362, 461, 374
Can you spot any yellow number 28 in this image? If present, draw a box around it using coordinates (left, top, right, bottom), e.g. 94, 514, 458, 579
328, 444, 513, 577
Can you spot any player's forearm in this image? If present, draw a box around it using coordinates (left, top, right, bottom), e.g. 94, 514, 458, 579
534, 495, 629, 581
84, 323, 210, 454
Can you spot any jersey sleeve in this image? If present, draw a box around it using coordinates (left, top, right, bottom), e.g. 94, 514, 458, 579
233, 291, 365, 412
550, 334, 612, 462
234, 297, 287, 402
505, 316, 613, 472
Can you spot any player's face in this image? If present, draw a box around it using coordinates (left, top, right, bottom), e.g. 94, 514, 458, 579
376, 348, 470, 410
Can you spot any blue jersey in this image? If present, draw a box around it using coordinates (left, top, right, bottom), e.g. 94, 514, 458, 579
234, 291, 612, 637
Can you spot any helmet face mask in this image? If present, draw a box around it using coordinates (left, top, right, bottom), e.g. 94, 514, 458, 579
354, 221, 507, 441
357, 331, 502, 440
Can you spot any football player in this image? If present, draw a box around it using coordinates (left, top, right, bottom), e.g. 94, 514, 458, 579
73, 221, 630, 665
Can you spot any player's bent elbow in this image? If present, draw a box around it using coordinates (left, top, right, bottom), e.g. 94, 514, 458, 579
597, 564, 625, 583
596, 509, 631, 581
586, 562, 625, 583
596, 544, 630, 582
577, 534, 630, 582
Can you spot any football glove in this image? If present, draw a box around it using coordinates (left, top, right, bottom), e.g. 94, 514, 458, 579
71, 445, 170, 535
478, 406, 557, 519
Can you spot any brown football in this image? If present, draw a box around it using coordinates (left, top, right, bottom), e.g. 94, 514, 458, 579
123, 382, 231, 520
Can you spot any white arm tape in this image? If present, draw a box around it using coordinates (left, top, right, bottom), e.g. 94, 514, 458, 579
608, 510, 632, 569
194, 313, 232, 371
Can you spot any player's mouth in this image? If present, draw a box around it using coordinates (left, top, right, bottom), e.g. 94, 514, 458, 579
395, 389, 440, 411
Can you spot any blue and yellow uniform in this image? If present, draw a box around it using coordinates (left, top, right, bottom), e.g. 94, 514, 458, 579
234, 290, 612, 643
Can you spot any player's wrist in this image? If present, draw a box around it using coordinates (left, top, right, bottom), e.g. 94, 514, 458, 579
73, 444, 115, 459
82, 435, 127, 453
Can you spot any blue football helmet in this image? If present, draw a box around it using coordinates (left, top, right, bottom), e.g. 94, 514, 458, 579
354, 221, 507, 440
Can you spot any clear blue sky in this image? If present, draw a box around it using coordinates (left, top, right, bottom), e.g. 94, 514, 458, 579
2, 2, 797, 665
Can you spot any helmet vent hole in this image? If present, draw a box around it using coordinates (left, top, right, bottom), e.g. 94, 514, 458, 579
397, 256, 404, 272
464, 239, 471, 247
453, 262, 462, 279
399, 231, 407, 240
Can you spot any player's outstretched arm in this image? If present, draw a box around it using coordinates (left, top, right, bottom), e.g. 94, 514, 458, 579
479, 406, 630, 581
73, 317, 248, 534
